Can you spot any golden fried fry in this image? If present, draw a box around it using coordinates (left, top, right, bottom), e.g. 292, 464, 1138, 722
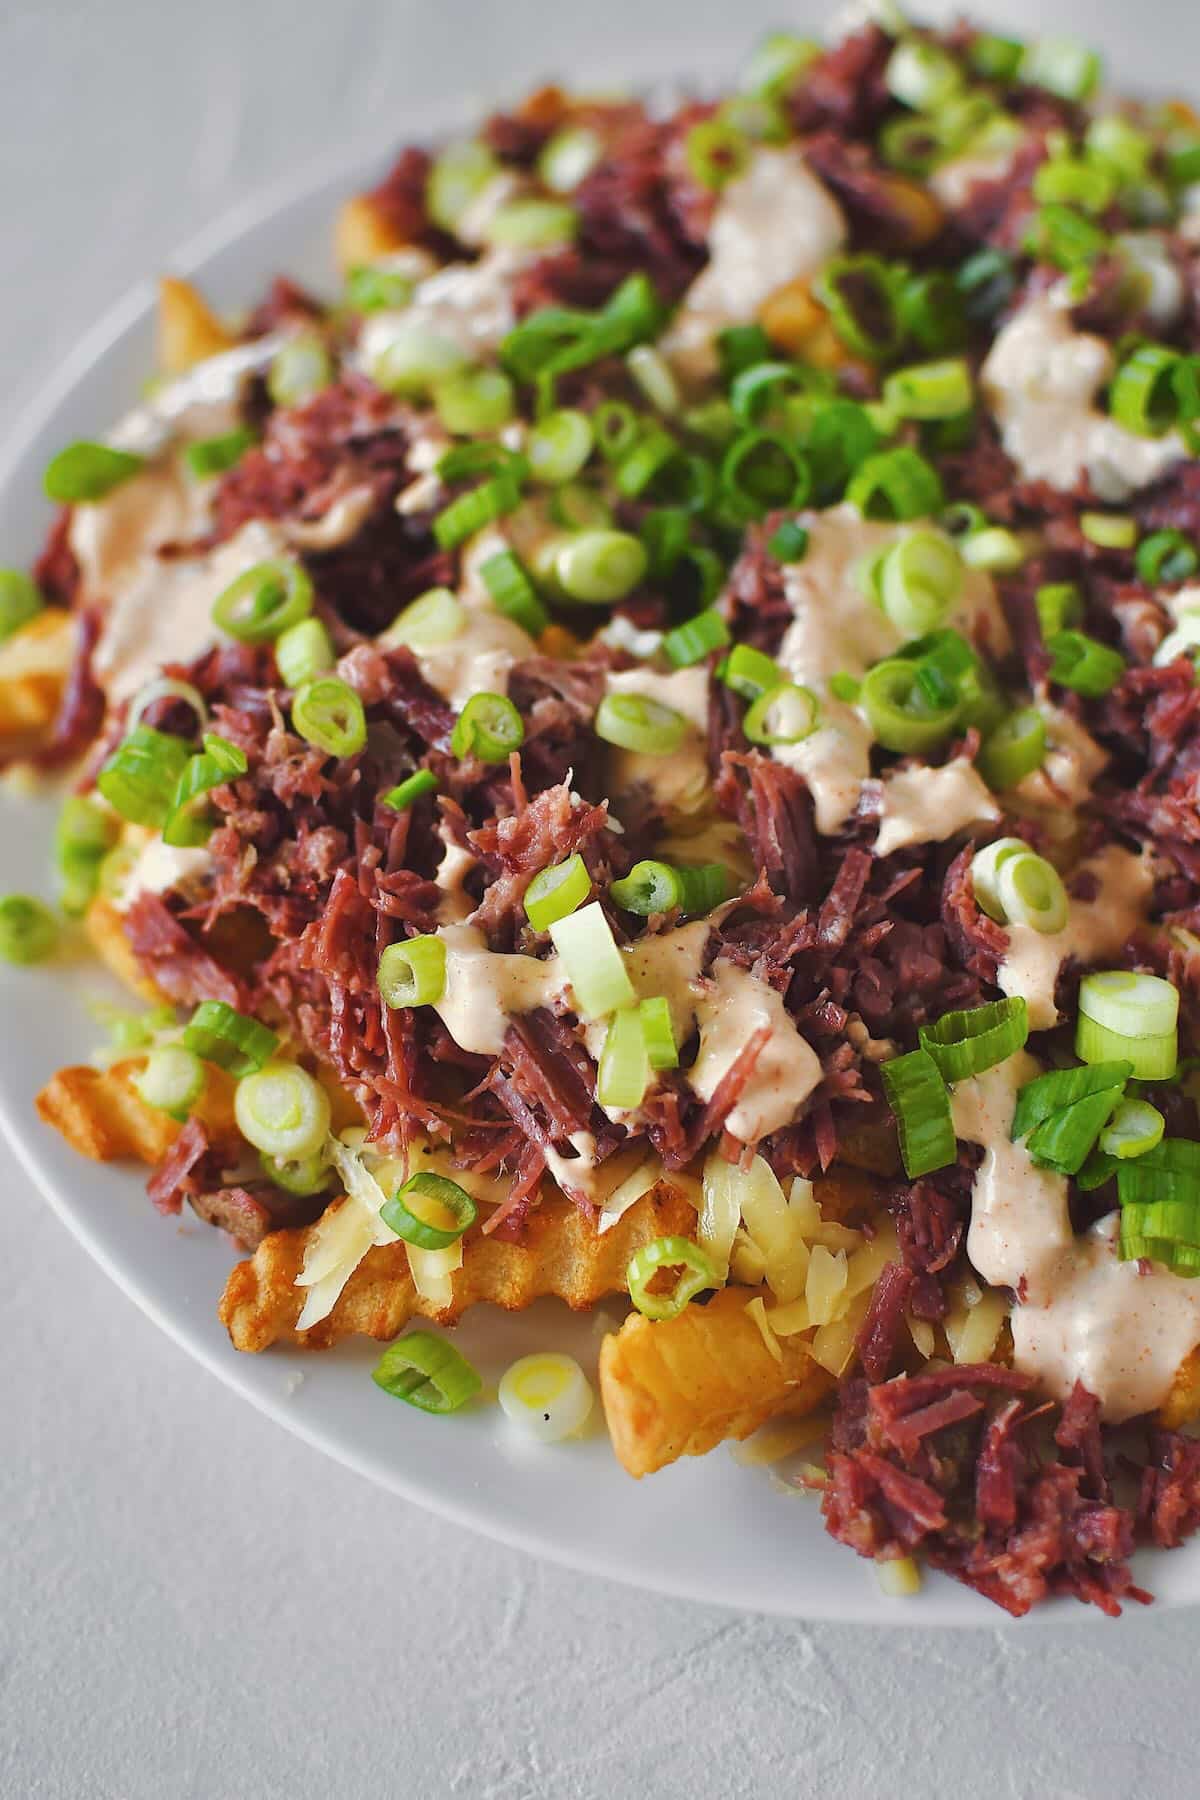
599, 1285, 833, 1478
0, 608, 73, 742
220, 1181, 696, 1352
157, 276, 235, 374
85, 894, 165, 1003
333, 196, 414, 273
1161, 1347, 1200, 1429
35, 1057, 237, 1164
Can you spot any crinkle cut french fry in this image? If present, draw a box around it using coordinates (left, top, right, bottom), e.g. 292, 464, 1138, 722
0, 608, 74, 741
220, 1181, 697, 1353
157, 276, 235, 374
599, 1286, 833, 1479
35, 1058, 237, 1164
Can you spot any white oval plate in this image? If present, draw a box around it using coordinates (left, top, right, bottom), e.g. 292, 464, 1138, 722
2, 65, 1197, 1626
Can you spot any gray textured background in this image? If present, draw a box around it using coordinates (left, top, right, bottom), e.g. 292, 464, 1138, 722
3, 4, 1199, 1796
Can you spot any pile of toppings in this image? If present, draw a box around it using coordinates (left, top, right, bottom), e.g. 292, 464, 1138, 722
11, 4, 1200, 1614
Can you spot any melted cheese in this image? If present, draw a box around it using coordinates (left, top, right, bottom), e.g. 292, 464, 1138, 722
997, 844, 1154, 1030
774, 507, 1008, 833
116, 837, 212, 912
954, 1055, 1200, 1421
664, 149, 846, 381
981, 292, 1186, 499
873, 757, 1000, 858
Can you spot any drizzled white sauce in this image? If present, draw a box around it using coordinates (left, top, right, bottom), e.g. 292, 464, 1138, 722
358, 247, 531, 364
954, 1055, 1200, 1420
996, 843, 1154, 1030
107, 334, 283, 459
663, 149, 847, 382
285, 486, 377, 550
981, 292, 1186, 500
431, 913, 821, 1149
774, 506, 1008, 833
603, 664, 712, 817
928, 139, 1023, 209
432, 837, 477, 924
689, 960, 821, 1140
415, 607, 536, 713
1014, 698, 1109, 811
873, 757, 1000, 859
116, 838, 212, 912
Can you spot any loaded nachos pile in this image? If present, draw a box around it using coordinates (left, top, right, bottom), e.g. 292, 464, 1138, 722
10, 6, 1200, 1614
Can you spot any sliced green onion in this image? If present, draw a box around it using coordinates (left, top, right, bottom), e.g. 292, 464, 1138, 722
1023, 204, 1108, 271
1100, 1097, 1165, 1161
261, 1150, 334, 1196
878, 531, 961, 638
55, 795, 118, 917
1035, 583, 1083, 638
538, 125, 602, 193
717, 325, 772, 383
0, 894, 57, 965
720, 431, 811, 522
527, 409, 594, 485
593, 401, 641, 463
961, 527, 1025, 573
594, 692, 689, 755
1011, 1060, 1134, 1141
434, 367, 515, 435
235, 1061, 331, 1160
995, 852, 1069, 935
382, 586, 464, 651
163, 733, 249, 848
267, 334, 333, 408
1166, 133, 1200, 188
614, 428, 679, 501
598, 1006, 651, 1110
627, 345, 680, 415
381, 1171, 476, 1249
610, 861, 683, 916
978, 708, 1047, 791
919, 998, 1029, 1084
626, 1236, 718, 1321
956, 247, 1017, 324
740, 30, 819, 96
971, 838, 1032, 921
814, 256, 904, 361
275, 617, 335, 688
859, 658, 958, 754
549, 482, 612, 531
436, 442, 526, 485
427, 138, 497, 232
1080, 970, 1179, 1038
1136, 529, 1199, 586
1109, 343, 1182, 438
679, 864, 736, 915
497, 1351, 594, 1442
1033, 155, 1114, 216
969, 32, 1023, 79
1079, 511, 1136, 550
343, 264, 416, 312
548, 901, 635, 1018
184, 427, 255, 479
899, 269, 968, 355
373, 323, 470, 395
878, 116, 945, 177
486, 199, 577, 248
44, 441, 144, 503
134, 1045, 205, 1121
661, 608, 729, 669
98, 725, 191, 827
372, 1331, 481, 1413
555, 529, 648, 604
885, 38, 963, 110
829, 673, 861, 703
291, 676, 367, 758
743, 681, 820, 747
0, 569, 43, 643
433, 474, 522, 551
449, 691, 524, 762
1026, 1086, 1124, 1174
846, 448, 944, 522
1019, 37, 1101, 102
881, 1048, 956, 1179
1078, 1014, 1178, 1081
183, 1000, 278, 1077
1076, 1149, 1120, 1192
640, 995, 679, 1070
1045, 629, 1125, 697
883, 358, 972, 422
685, 116, 751, 190
479, 550, 547, 637
524, 854, 591, 933
729, 361, 811, 425
767, 520, 810, 564
212, 558, 314, 643
377, 935, 447, 1009
381, 769, 438, 812
721, 644, 782, 702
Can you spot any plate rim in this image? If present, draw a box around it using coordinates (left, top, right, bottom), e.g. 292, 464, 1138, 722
0, 112, 1183, 1630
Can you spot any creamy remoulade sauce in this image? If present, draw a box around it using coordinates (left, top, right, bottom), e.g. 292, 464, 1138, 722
981, 289, 1186, 500
773, 506, 1010, 834
953, 1055, 1200, 1421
